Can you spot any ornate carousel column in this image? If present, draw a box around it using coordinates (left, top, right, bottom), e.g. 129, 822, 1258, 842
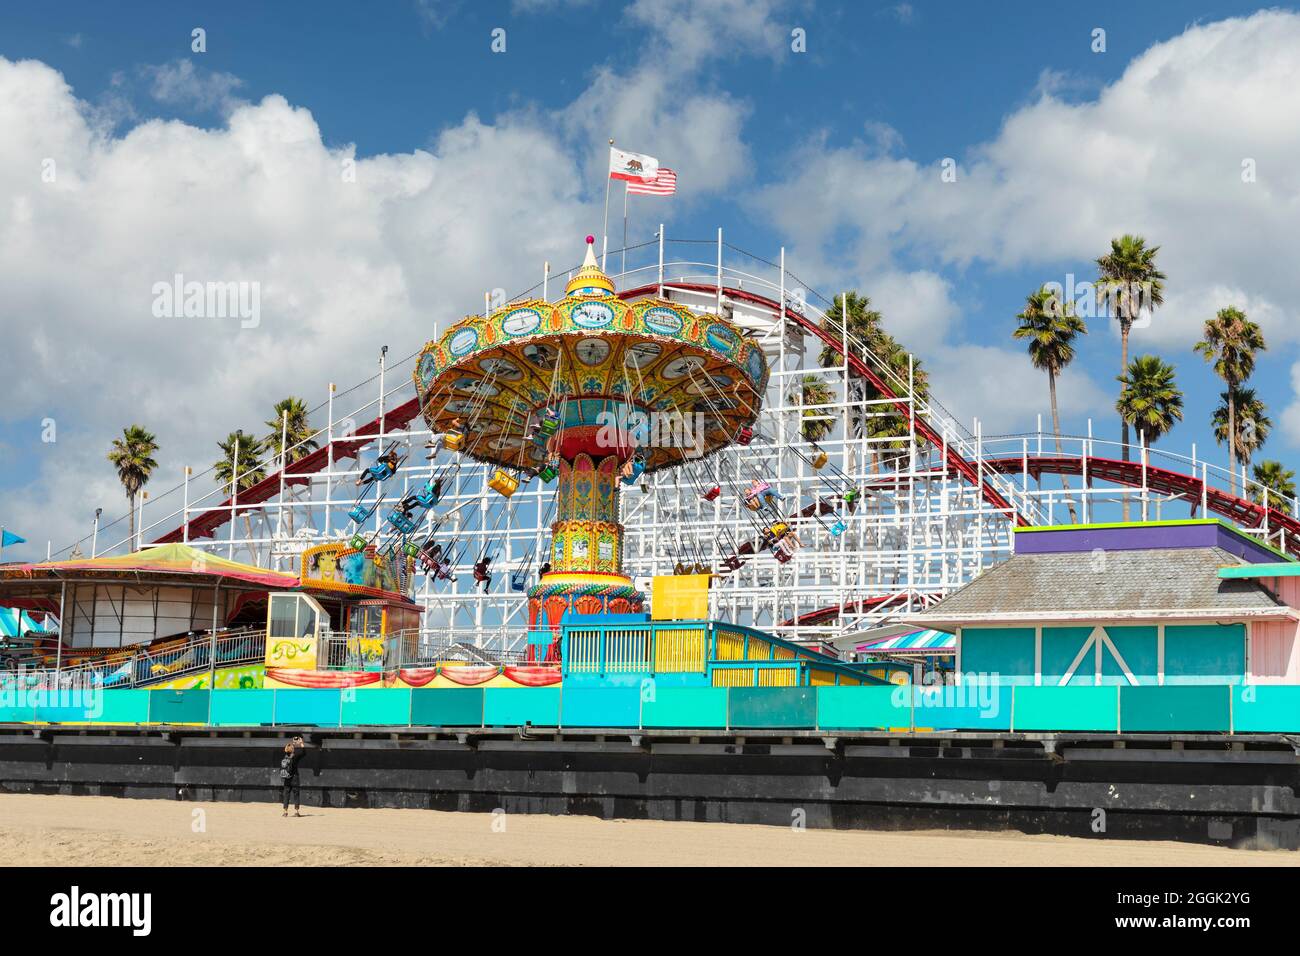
527, 453, 645, 630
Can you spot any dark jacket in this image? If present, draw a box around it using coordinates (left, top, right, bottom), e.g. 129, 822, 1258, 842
279, 746, 305, 779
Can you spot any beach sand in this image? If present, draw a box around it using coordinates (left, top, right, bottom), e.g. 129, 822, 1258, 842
0, 793, 1294, 866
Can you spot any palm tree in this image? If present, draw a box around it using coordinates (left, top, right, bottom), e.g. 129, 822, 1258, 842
1195, 307, 1266, 496
263, 397, 318, 466
788, 375, 836, 444
1212, 386, 1270, 476
1013, 286, 1088, 522
1251, 460, 1296, 511
264, 397, 318, 536
819, 291, 882, 368
106, 425, 159, 551
819, 292, 884, 440
1096, 235, 1165, 519
1116, 355, 1184, 447
214, 430, 268, 545
862, 332, 930, 469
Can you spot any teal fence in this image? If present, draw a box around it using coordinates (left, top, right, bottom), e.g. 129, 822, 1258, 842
2, 683, 1298, 733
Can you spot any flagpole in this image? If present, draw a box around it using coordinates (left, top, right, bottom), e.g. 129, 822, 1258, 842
601, 138, 614, 272
621, 180, 629, 279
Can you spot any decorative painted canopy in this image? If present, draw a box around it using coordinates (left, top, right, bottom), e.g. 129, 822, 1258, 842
412, 238, 769, 474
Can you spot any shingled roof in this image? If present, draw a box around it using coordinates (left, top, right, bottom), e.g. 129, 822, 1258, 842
911, 547, 1292, 628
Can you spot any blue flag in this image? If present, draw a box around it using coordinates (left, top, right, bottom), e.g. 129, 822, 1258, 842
1, 529, 26, 548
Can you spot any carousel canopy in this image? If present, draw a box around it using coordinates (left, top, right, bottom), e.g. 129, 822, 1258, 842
0, 542, 298, 590
412, 237, 770, 475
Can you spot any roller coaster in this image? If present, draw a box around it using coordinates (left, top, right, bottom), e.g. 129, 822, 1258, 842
58, 232, 1299, 654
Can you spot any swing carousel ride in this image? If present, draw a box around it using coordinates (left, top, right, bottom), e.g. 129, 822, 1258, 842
406, 237, 821, 657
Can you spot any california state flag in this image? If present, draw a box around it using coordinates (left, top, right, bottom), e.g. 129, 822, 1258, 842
609, 147, 659, 183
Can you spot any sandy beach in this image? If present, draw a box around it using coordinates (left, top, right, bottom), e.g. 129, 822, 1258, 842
0, 793, 1293, 866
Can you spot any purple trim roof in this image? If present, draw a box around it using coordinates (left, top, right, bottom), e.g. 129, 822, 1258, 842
1014, 522, 1280, 564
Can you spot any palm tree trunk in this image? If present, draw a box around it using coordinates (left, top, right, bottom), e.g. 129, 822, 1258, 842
1227, 389, 1237, 498
1049, 370, 1077, 523
1120, 322, 1130, 521
127, 492, 137, 553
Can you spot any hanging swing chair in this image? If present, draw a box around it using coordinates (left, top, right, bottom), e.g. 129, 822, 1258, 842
488, 468, 520, 497
811, 449, 829, 469
620, 455, 646, 486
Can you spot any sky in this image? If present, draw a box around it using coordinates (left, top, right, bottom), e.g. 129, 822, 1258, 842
2, 0, 1299, 561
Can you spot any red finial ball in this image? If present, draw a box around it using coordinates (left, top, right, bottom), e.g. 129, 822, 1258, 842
585, 235, 595, 245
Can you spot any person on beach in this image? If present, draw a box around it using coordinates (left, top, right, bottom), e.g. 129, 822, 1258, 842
279, 735, 306, 818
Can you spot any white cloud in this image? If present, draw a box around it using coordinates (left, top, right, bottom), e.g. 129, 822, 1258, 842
0, 3, 781, 558
143, 60, 244, 113
929, 344, 1112, 437
753, 9, 1300, 439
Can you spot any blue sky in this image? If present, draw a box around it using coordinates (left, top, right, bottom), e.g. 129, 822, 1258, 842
2, 0, 1299, 558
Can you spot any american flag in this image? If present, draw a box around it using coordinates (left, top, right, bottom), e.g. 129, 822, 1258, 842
627, 168, 677, 196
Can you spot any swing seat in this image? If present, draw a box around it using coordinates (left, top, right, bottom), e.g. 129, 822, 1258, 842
348, 534, 367, 552
538, 410, 561, 436
538, 463, 559, 483
620, 457, 646, 485
488, 469, 520, 497
348, 503, 375, 525
366, 462, 394, 483
721, 556, 745, 572
744, 497, 763, 512
509, 572, 528, 592
443, 431, 464, 452
701, 486, 721, 501
403, 541, 420, 558
843, 488, 861, 504
768, 522, 789, 539
387, 509, 418, 534
811, 451, 828, 469
734, 426, 754, 446
774, 549, 793, 564
830, 520, 847, 537
414, 484, 439, 509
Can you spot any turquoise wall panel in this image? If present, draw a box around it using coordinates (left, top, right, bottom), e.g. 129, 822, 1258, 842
561, 687, 641, 727
817, 686, 911, 729
342, 690, 411, 726
147, 689, 211, 724
273, 689, 342, 727
409, 688, 484, 726
1164, 625, 1245, 685
1231, 685, 1300, 732
961, 627, 1035, 685
34, 689, 101, 723
1102, 626, 1158, 686
728, 687, 816, 728
640, 687, 728, 728
0, 703, 34, 722
913, 684, 1012, 730
1120, 684, 1230, 731
484, 687, 561, 726
93, 690, 152, 724
210, 689, 275, 726
1041, 627, 1094, 686
1011, 686, 1119, 731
